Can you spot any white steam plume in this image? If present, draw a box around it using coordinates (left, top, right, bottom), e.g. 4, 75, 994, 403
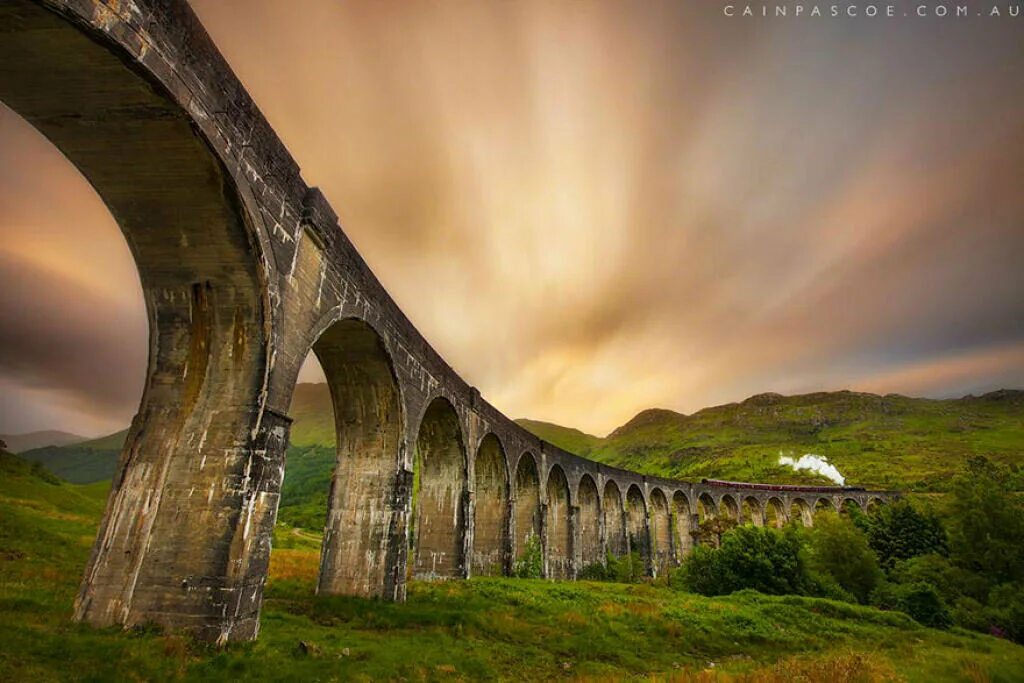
777, 452, 846, 486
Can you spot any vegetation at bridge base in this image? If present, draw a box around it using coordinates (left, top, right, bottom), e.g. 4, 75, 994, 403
671, 457, 1024, 647
2, 446, 1023, 681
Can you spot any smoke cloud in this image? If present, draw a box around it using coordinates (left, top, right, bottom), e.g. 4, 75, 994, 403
778, 453, 846, 486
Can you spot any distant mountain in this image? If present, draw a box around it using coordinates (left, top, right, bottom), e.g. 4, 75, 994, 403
0, 430, 86, 453
518, 390, 1024, 492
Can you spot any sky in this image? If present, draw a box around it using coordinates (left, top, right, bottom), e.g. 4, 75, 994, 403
1, 1, 1023, 438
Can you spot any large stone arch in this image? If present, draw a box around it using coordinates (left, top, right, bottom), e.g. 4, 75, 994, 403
471, 434, 509, 577
603, 480, 627, 557
411, 397, 468, 579
649, 488, 673, 576
313, 318, 405, 599
625, 484, 650, 575
0, 1, 284, 642
671, 491, 693, 561
544, 465, 573, 579
577, 474, 602, 570
513, 452, 542, 562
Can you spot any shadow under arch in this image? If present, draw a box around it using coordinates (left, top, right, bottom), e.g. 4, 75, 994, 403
471, 433, 509, 576
513, 452, 542, 564
0, 1, 277, 641
411, 396, 468, 580
577, 474, 601, 569
311, 318, 405, 599
603, 480, 627, 557
544, 464, 572, 579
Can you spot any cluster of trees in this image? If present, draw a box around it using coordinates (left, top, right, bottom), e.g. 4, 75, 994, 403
672, 457, 1024, 643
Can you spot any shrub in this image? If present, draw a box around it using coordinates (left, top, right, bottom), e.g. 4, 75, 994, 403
806, 511, 881, 604
673, 525, 815, 597
871, 581, 952, 629
512, 533, 543, 579
577, 551, 645, 583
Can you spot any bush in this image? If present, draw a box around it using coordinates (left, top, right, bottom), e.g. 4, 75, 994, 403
806, 512, 881, 604
512, 533, 543, 579
577, 551, 645, 583
985, 583, 1024, 644
866, 499, 947, 569
871, 581, 952, 629
673, 525, 815, 597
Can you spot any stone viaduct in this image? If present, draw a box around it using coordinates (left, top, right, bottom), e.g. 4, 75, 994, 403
0, 0, 897, 644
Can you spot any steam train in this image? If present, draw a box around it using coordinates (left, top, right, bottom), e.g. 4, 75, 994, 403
700, 478, 866, 494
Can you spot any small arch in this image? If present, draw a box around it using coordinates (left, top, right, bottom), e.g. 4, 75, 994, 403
471, 434, 509, 576
545, 465, 572, 579
314, 318, 405, 598
742, 496, 764, 527
649, 488, 672, 576
814, 498, 836, 517
866, 497, 885, 514
698, 492, 717, 521
577, 474, 601, 569
672, 491, 693, 561
719, 494, 740, 521
789, 498, 813, 527
840, 498, 863, 517
765, 497, 786, 528
603, 480, 627, 557
513, 453, 542, 563
411, 397, 468, 579
625, 485, 650, 574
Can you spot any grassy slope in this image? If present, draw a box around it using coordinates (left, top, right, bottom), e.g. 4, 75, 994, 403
1, 449, 1022, 682
520, 390, 1024, 491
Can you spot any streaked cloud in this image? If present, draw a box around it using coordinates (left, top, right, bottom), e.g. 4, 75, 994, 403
1, 3, 1022, 436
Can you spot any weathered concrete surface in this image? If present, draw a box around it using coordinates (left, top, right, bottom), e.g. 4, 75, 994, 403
649, 489, 673, 577
0, 0, 900, 641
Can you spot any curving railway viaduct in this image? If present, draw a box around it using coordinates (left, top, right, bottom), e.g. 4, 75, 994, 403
0, 0, 898, 643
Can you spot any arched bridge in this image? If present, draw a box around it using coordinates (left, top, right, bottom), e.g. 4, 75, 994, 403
0, 0, 898, 643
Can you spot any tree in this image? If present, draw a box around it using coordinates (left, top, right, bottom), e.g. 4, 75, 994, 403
806, 511, 881, 603
946, 456, 1024, 584
866, 499, 947, 569
871, 581, 952, 629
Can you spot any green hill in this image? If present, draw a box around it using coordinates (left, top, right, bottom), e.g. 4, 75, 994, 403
519, 390, 1024, 492
2, 445, 1022, 681
20, 429, 127, 484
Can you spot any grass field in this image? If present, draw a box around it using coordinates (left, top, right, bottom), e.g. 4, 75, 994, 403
2, 449, 1023, 682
